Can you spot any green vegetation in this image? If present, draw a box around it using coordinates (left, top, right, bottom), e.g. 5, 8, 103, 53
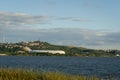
0, 41, 120, 56
0, 68, 100, 80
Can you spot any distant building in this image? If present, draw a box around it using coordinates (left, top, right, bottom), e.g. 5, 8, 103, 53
116, 54, 120, 57
30, 50, 65, 54
17, 51, 25, 54
23, 46, 65, 54
28, 42, 39, 46
0, 54, 7, 56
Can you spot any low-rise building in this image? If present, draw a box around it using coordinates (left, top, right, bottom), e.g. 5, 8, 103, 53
30, 50, 65, 54
23, 46, 65, 54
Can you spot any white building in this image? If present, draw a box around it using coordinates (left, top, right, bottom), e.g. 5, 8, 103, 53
23, 46, 65, 54
0, 54, 7, 56
30, 50, 65, 54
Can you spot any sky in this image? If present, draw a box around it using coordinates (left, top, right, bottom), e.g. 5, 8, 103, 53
0, 0, 120, 50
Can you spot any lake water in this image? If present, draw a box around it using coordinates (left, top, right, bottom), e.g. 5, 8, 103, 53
0, 56, 120, 80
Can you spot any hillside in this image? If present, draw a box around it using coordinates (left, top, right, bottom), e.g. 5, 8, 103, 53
0, 41, 119, 56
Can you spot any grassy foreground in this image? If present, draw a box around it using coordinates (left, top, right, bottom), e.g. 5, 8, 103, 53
0, 68, 100, 80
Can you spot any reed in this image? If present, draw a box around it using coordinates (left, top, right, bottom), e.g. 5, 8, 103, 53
0, 68, 100, 80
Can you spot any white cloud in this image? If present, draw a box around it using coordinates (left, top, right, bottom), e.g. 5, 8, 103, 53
0, 11, 119, 49
1, 28, 120, 49
56, 16, 95, 22
0, 11, 95, 31
96, 33, 106, 37
0, 11, 49, 30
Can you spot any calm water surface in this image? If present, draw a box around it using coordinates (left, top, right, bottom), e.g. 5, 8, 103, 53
0, 56, 120, 80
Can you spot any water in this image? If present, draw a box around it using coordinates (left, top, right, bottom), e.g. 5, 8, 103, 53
0, 56, 120, 80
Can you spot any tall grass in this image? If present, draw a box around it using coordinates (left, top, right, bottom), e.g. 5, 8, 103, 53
0, 68, 100, 80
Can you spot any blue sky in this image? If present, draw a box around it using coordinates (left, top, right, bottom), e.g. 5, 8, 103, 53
0, 0, 120, 49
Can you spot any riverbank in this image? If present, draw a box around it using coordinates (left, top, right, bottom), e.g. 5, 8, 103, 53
0, 68, 100, 80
